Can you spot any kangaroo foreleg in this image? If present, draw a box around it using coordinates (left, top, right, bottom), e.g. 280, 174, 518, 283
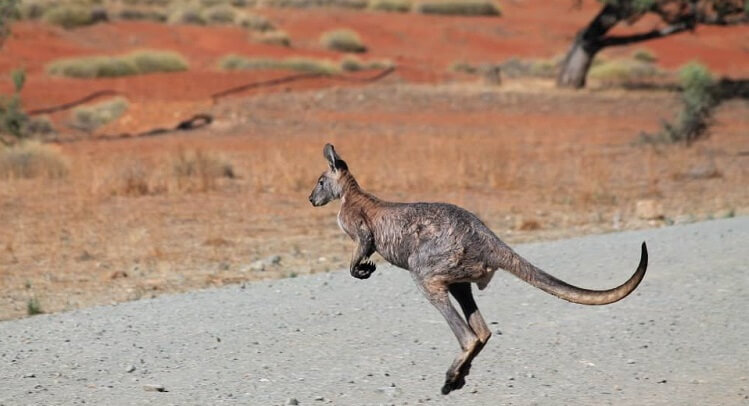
349, 230, 376, 279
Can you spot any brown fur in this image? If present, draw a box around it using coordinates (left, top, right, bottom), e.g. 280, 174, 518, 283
309, 144, 648, 394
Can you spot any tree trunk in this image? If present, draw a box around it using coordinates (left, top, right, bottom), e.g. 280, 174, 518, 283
556, 37, 599, 89
556, 4, 623, 89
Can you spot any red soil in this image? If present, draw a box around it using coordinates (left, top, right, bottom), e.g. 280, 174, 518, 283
1, 1, 747, 135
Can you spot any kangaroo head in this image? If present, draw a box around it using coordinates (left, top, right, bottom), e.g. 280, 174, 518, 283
309, 143, 349, 207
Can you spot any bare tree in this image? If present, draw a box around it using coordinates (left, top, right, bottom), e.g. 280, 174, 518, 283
557, 0, 748, 89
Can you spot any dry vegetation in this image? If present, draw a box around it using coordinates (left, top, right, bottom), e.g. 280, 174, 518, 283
1, 84, 747, 320
47, 50, 189, 78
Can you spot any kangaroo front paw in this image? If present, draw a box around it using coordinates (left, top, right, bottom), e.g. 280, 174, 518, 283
351, 261, 376, 279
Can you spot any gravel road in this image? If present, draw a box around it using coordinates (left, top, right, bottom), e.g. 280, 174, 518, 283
2, 217, 748, 405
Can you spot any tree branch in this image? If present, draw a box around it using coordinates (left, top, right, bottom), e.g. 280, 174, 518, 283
597, 22, 691, 47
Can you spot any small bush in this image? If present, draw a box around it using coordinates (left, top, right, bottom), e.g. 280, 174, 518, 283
0, 69, 29, 145
0, 141, 69, 179
42, 5, 105, 29
369, 0, 412, 12
253, 30, 291, 46
47, 50, 188, 78
416, 0, 501, 16
71, 97, 129, 132
19, 0, 47, 20
450, 61, 479, 74
497, 57, 558, 78
658, 62, 717, 144
263, 0, 368, 9
25, 115, 55, 136
632, 48, 657, 63
27, 297, 43, 316
320, 29, 367, 53
219, 55, 340, 74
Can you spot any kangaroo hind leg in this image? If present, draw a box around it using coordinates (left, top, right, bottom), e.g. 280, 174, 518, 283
413, 275, 482, 395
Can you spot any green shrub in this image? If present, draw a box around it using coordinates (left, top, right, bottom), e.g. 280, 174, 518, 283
253, 30, 291, 46
0, 141, 69, 179
416, 0, 501, 16
369, 0, 412, 12
27, 297, 43, 316
47, 50, 188, 78
71, 97, 129, 132
320, 29, 367, 53
662, 62, 716, 143
0, 69, 29, 145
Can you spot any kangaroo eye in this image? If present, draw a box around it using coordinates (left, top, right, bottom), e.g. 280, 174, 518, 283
319, 179, 324, 185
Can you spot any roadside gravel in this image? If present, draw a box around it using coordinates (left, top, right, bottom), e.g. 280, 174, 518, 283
1, 217, 748, 405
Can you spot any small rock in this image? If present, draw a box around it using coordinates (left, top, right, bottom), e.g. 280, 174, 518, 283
635, 200, 664, 220
285, 398, 299, 405
525, 372, 535, 378
626, 359, 636, 364
125, 365, 136, 373
313, 395, 324, 401
143, 384, 166, 392
110, 270, 128, 280
23, 373, 35, 378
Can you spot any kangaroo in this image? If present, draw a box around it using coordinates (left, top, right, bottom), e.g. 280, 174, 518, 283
308, 144, 648, 395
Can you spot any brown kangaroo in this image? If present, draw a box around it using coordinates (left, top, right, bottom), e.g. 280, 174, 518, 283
308, 144, 648, 395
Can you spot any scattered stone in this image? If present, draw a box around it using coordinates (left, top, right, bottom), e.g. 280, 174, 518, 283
23, 373, 35, 378
525, 372, 536, 378
313, 395, 324, 401
626, 359, 636, 365
246, 255, 282, 272
110, 270, 128, 280
125, 364, 136, 373
635, 200, 664, 220
285, 398, 299, 405
143, 384, 166, 392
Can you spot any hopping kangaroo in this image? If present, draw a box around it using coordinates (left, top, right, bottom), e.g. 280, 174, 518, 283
308, 144, 648, 395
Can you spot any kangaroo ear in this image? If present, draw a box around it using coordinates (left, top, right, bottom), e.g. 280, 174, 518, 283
323, 143, 348, 171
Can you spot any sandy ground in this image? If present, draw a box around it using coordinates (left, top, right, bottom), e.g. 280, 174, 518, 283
1, 217, 747, 405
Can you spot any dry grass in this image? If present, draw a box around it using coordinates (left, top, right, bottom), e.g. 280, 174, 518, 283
252, 30, 291, 46
369, 0, 412, 12
0, 141, 69, 179
218, 54, 341, 74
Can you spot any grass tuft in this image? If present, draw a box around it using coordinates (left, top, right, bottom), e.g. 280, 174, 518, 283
42, 5, 103, 29
71, 97, 129, 132
46, 50, 189, 78
0, 141, 69, 180
588, 58, 660, 83
27, 297, 43, 316
416, 0, 501, 16
369, 0, 412, 12
252, 30, 291, 46
219, 55, 340, 74
320, 29, 367, 53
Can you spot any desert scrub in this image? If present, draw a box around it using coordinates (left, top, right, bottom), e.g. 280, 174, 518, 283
167, 4, 206, 24
117, 8, 168, 22
219, 55, 340, 74
0, 69, 29, 145
252, 30, 291, 46
369, 0, 411, 12
263, 0, 368, 9
498, 57, 558, 78
0, 141, 69, 179
201, 4, 237, 23
42, 5, 107, 29
415, 0, 501, 16
70, 97, 129, 132
320, 29, 367, 53
46, 50, 188, 78
26, 297, 43, 316
656, 62, 717, 144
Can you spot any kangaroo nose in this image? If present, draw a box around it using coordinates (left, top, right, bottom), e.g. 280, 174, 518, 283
308, 196, 315, 205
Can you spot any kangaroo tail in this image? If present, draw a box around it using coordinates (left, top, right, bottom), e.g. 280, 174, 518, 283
499, 242, 648, 305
